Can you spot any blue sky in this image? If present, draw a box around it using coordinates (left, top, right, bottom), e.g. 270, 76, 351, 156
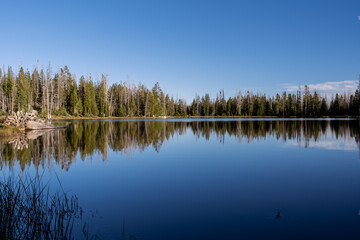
0, 0, 359, 101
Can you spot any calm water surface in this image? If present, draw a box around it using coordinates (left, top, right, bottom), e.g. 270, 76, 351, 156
1, 119, 360, 239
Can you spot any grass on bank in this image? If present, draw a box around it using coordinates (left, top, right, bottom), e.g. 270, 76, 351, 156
0, 124, 21, 137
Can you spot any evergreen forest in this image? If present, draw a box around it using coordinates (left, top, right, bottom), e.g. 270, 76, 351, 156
0, 65, 359, 117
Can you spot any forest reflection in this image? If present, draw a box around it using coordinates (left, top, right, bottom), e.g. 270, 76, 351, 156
0, 120, 359, 171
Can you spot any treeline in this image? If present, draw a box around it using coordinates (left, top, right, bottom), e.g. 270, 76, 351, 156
0, 65, 359, 117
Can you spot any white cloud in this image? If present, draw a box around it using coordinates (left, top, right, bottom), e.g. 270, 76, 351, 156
283, 80, 358, 93
286, 138, 358, 151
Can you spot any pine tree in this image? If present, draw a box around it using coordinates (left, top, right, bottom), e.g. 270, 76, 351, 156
15, 67, 30, 111
69, 83, 78, 115
3, 67, 14, 112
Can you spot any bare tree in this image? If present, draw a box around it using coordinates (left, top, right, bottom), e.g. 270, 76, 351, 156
236, 90, 242, 116
46, 63, 52, 119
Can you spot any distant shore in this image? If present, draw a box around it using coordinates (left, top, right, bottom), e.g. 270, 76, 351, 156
0, 115, 357, 138
43, 115, 358, 120
1, 115, 358, 121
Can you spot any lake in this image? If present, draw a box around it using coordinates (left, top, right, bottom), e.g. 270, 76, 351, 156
0, 119, 359, 240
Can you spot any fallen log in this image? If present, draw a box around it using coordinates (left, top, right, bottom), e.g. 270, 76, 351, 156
3, 110, 66, 130
26, 121, 67, 130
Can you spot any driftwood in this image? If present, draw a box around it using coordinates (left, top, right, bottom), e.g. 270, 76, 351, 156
3, 110, 65, 130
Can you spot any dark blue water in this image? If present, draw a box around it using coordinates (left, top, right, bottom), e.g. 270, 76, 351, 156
1, 119, 359, 239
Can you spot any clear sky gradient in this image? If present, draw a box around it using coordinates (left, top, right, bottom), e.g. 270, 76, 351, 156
1, 0, 359, 101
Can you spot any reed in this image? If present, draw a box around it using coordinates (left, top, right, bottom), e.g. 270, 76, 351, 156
0, 173, 83, 240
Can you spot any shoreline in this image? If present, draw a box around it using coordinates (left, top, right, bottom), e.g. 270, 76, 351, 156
0, 116, 357, 138
1, 115, 358, 121
0, 124, 21, 138
45, 115, 358, 120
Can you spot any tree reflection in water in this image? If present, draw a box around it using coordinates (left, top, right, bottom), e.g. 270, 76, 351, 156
0, 120, 358, 171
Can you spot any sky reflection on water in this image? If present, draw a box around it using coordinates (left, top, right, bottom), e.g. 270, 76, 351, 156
0, 119, 359, 239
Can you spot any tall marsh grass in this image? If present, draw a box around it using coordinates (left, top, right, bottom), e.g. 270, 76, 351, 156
0, 173, 82, 240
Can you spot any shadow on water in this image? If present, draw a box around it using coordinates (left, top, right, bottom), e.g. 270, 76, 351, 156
0, 119, 358, 171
